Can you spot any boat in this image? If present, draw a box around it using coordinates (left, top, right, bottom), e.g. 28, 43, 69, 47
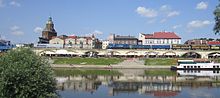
171, 59, 220, 70
177, 70, 220, 77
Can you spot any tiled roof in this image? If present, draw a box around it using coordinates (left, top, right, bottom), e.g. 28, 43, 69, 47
208, 41, 220, 45
67, 36, 77, 39
144, 32, 181, 39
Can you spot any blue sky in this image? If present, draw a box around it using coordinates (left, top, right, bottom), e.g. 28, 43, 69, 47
0, 0, 219, 43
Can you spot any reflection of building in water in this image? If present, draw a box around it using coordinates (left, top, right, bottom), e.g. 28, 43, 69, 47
176, 70, 220, 88
140, 83, 181, 97
177, 70, 220, 82
108, 82, 181, 97
56, 75, 178, 94
56, 76, 101, 93
56, 72, 220, 96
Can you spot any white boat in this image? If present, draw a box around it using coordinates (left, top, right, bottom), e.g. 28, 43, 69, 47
177, 70, 220, 77
171, 59, 220, 70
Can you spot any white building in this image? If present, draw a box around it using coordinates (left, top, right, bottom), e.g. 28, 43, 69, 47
102, 40, 109, 49
49, 37, 65, 45
48, 35, 101, 49
64, 36, 94, 49
139, 32, 181, 45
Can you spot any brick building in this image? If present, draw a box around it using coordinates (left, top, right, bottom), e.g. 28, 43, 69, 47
38, 17, 57, 44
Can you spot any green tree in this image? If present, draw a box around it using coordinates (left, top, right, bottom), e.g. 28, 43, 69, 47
0, 48, 57, 98
214, 0, 220, 34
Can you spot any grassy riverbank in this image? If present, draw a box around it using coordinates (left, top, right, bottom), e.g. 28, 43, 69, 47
145, 70, 176, 76
53, 68, 122, 76
53, 57, 123, 65
144, 58, 177, 66
144, 58, 220, 66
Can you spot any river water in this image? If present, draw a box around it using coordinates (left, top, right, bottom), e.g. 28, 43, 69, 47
55, 69, 220, 98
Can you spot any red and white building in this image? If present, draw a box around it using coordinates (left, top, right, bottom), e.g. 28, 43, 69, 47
208, 41, 220, 46
139, 32, 181, 45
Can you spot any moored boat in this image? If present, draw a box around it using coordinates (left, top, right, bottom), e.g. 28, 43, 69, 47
171, 59, 220, 70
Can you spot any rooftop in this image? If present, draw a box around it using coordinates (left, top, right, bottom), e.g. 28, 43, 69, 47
143, 32, 181, 39
114, 35, 138, 40
208, 41, 220, 45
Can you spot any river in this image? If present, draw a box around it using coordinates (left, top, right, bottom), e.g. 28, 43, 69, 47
55, 69, 220, 98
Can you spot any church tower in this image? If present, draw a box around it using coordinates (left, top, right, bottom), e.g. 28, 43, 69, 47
42, 17, 57, 40
38, 17, 57, 44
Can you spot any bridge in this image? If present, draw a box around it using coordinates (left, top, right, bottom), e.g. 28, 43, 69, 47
33, 48, 220, 58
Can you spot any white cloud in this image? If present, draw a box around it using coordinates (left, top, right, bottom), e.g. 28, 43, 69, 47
10, 25, 20, 31
172, 24, 182, 29
167, 11, 180, 17
147, 19, 156, 24
34, 27, 43, 33
92, 30, 103, 35
196, 2, 208, 10
160, 19, 167, 23
160, 5, 180, 18
136, 6, 157, 18
187, 20, 212, 29
11, 31, 24, 36
0, 0, 4, 7
9, 1, 21, 7
160, 5, 171, 11
10, 25, 24, 36
85, 30, 103, 37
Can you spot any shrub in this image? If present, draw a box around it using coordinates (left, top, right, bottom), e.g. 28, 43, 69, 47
0, 48, 57, 98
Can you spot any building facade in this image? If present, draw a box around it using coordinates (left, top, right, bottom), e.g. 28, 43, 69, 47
49, 35, 101, 49
184, 39, 208, 45
38, 17, 57, 44
108, 34, 138, 45
65, 36, 94, 49
102, 40, 109, 49
139, 32, 181, 45
49, 35, 67, 44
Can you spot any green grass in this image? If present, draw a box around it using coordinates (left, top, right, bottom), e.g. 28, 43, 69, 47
145, 70, 176, 76
53, 68, 122, 76
144, 58, 177, 66
53, 57, 123, 65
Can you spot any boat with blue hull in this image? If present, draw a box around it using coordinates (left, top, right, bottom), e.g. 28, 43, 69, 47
171, 59, 220, 70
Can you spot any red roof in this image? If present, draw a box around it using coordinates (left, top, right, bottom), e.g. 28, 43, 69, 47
144, 32, 181, 39
68, 36, 77, 39
208, 41, 220, 45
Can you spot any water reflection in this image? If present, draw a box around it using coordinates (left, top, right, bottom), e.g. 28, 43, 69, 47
56, 69, 220, 98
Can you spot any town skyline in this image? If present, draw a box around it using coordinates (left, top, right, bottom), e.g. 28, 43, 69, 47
0, 0, 219, 43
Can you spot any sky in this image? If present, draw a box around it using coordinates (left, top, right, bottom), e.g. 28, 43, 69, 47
0, 0, 219, 44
